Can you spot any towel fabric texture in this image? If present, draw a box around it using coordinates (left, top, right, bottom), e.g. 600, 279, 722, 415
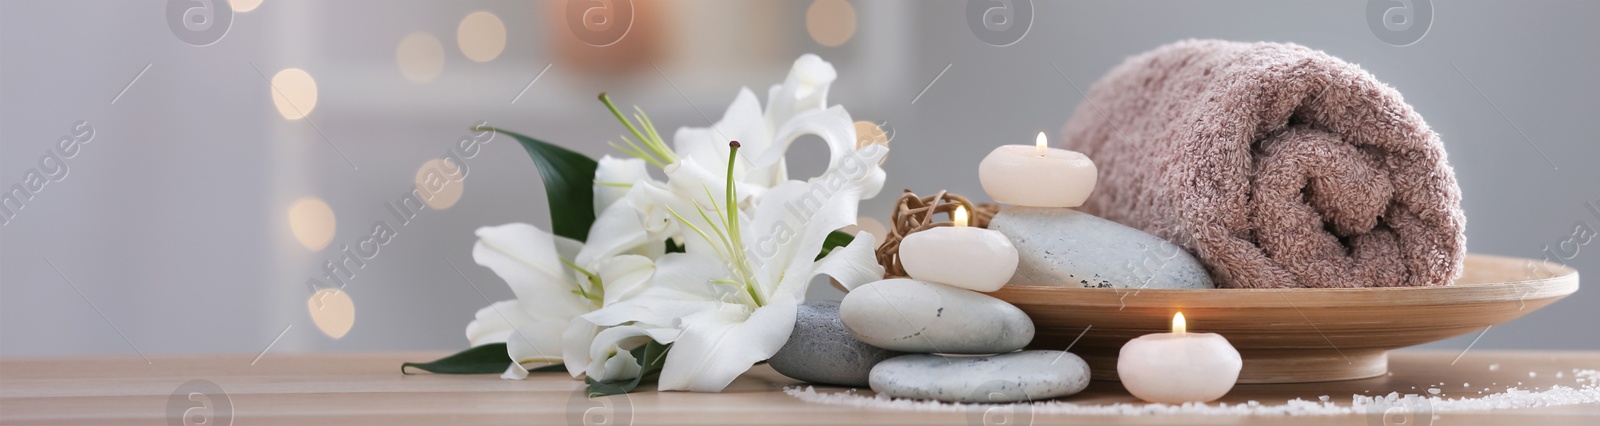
1060, 40, 1466, 288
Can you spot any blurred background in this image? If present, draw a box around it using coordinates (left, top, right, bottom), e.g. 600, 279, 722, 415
2, 0, 1597, 358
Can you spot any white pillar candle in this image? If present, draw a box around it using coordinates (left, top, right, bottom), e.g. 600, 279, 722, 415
978, 132, 1097, 208
898, 206, 1019, 292
1117, 312, 1242, 404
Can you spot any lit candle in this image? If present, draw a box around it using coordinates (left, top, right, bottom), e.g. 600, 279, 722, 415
978, 132, 1097, 208
898, 206, 1020, 292
1117, 312, 1242, 404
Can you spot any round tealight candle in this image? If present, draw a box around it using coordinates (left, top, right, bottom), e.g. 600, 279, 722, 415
1117, 312, 1242, 404
898, 206, 1019, 292
978, 132, 1097, 208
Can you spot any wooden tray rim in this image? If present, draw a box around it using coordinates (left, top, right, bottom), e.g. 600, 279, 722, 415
990, 254, 1579, 309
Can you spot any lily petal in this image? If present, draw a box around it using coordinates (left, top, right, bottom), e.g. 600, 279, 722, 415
594, 155, 649, 215
744, 179, 864, 299
757, 106, 887, 199
560, 317, 600, 378
464, 299, 537, 347
657, 297, 799, 392
501, 317, 572, 379
472, 223, 591, 317
598, 255, 656, 306
813, 232, 886, 291
581, 253, 729, 330
672, 88, 769, 180
763, 53, 837, 129
575, 200, 658, 269
586, 325, 657, 381
664, 156, 766, 212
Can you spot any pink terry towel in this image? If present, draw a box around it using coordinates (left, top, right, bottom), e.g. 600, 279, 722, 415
1060, 40, 1466, 288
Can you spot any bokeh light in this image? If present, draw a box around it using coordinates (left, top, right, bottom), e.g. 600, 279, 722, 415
807, 0, 857, 47
287, 197, 335, 251
396, 32, 445, 83
307, 288, 355, 339
414, 158, 465, 209
853, 216, 888, 242
269, 68, 318, 120
457, 11, 507, 62
854, 120, 890, 164
230, 0, 263, 12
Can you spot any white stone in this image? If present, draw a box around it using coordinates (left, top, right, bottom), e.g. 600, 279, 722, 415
768, 301, 903, 387
840, 278, 1034, 354
899, 227, 1018, 292
987, 206, 1214, 289
869, 351, 1092, 403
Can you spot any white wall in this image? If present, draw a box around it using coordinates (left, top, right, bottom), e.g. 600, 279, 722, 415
2, 0, 1596, 357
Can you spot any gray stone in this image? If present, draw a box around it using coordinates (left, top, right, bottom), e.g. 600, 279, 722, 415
768, 301, 904, 387
840, 279, 1034, 354
869, 351, 1092, 402
988, 206, 1214, 289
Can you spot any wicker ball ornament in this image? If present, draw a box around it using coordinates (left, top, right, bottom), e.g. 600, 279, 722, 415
875, 190, 1001, 278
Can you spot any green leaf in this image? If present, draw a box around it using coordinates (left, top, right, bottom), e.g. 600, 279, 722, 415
529, 364, 568, 373
816, 230, 856, 261
477, 126, 598, 242
585, 341, 671, 397
402, 344, 514, 375
402, 344, 567, 375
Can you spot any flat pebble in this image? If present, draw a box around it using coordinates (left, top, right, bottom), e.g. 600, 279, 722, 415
869, 351, 1092, 402
768, 301, 904, 387
840, 278, 1034, 354
988, 206, 1213, 289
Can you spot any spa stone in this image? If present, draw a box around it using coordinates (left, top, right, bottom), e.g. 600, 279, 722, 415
869, 351, 1092, 403
988, 206, 1214, 289
840, 278, 1034, 354
768, 301, 904, 387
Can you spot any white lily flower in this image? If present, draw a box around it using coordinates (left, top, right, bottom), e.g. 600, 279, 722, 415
466, 208, 660, 379
668, 54, 885, 211
581, 143, 887, 392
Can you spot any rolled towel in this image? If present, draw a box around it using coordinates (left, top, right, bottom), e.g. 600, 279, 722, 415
1060, 40, 1466, 288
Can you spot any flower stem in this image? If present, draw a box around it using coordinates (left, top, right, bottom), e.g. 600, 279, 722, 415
724, 141, 764, 307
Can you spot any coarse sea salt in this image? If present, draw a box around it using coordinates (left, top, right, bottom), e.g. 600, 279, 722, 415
785, 374, 1600, 417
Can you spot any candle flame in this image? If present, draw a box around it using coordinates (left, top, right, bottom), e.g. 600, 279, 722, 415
1172, 312, 1187, 336
953, 206, 969, 227
1035, 132, 1048, 151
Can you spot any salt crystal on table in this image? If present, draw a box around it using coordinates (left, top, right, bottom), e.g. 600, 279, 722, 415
1428, 388, 1442, 395
1530, 372, 1538, 378
1489, 363, 1500, 371
1319, 396, 1330, 403
1557, 372, 1565, 378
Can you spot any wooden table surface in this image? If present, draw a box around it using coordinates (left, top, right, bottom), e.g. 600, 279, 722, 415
2, 350, 1596, 425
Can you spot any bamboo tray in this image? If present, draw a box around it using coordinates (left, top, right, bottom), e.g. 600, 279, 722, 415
988, 254, 1579, 383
